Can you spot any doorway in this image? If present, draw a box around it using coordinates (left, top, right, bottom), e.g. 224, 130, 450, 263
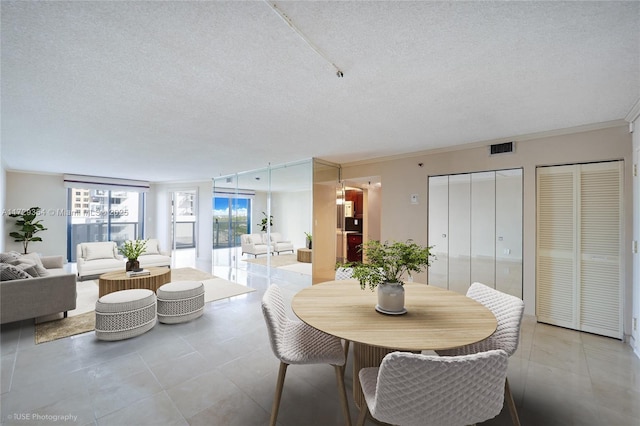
170, 189, 197, 268
337, 177, 382, 265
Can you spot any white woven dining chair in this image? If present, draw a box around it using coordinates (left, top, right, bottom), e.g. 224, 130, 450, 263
356, 349, 509, 426
334, 266, 355, 366
335, 266, 354, 280
261, 284, 352, 426
437, 282, 525, 426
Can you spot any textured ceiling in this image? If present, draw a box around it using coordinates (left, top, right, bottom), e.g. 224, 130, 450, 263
2, 1, 639, 183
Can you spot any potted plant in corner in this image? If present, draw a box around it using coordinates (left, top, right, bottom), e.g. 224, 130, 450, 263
350, 239, 434, 314
304, 232, 312, 249
8, 207, 47, 254
119, 239, 148, 272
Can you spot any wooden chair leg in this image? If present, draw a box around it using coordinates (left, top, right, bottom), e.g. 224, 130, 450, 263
342, 340, 350, 377
270, 362, 288, 426
356, 403, 369, 426
504, 377, 521, 426
334, 365, 352, 426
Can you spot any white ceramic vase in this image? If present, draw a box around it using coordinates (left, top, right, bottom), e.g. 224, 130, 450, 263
377, 282, 405, 313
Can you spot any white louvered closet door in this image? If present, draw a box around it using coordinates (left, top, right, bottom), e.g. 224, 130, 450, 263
536, 161, 623, 339
537, 165, 577, 329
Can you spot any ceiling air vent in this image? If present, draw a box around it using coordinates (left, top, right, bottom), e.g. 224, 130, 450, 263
490, 142, 514, 155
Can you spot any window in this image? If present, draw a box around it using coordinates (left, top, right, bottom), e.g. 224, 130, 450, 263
67, 188, 145, 261
213, 197, 250, 249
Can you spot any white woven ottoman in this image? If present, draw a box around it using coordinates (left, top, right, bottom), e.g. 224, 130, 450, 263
95, 289, 157, 341
157, 281, 205, 324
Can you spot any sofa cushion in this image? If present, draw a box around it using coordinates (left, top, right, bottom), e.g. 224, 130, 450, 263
41, 255, 64, 269
141, 239, 160, 255
138, 254, 171, 268
84, 243, 117, 261
250, 234, 263, 245
270, 233, 281, 242
1, 263, 32, 280
270, 233, 291, 243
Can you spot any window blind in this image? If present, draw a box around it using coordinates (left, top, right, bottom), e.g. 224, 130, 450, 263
63, 174, 150, 192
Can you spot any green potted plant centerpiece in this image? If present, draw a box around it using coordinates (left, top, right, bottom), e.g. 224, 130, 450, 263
8, 207, 47, 254
350, 239, 434, 314
119, 239, 148, 272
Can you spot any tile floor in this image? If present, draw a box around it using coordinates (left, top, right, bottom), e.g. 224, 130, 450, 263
1, 259, 640, 426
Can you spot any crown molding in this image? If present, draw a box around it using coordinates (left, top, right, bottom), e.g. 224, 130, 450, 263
340, 120, 628, 168
4, 168, 63, 177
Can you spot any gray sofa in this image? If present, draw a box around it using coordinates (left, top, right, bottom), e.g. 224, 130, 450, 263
0, 253, 77, 324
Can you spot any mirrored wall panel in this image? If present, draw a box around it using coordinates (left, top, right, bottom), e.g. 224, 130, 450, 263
212, 160, 313, 283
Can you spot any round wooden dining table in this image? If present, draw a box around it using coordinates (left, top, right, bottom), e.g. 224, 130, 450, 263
291, 280, 498, 409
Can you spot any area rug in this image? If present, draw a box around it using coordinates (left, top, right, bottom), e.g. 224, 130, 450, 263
243, 253, 299, 267
278, 262, 312, 276
35, 311, 96, 344
203, 278, 255, 302
34, 267, 255, 344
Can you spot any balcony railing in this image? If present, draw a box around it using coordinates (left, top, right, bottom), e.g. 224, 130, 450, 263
69, 222, 138, 262
213, 218, 247, 249
69, 221, 198, 261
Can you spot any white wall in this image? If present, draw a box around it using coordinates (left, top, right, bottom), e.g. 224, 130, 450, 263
271, 190, 312, 249
632, 112, 640, 357
0, 160, 6, 252
4, 172, 67, 256
366, 184, 381, 242
342, 124, 633, 339
149, 181, 213, 263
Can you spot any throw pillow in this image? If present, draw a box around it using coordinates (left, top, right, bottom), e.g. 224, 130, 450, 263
0, 251, 22, 263
20, 253, 50, 277
84, 243, 116, 261
15, 263, 39, 278
0, 263, 32, 280
21, 252, 42, 265
141, 239, 160, 255
8, 258, 40, 276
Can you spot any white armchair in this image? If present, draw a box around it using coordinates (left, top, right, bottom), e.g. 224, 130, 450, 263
269, 233, 294, 255
76, 241, 124, 280
241, 233, 271, 257
136, 238, 171, 269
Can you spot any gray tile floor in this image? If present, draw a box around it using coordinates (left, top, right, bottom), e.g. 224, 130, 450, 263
2, 262, 639, 426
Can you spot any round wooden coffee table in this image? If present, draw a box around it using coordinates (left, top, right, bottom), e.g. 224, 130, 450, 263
98, 267, 171, 297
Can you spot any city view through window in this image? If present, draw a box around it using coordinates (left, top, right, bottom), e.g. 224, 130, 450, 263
213, 197, 250, 249
67, 188, 143, 261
